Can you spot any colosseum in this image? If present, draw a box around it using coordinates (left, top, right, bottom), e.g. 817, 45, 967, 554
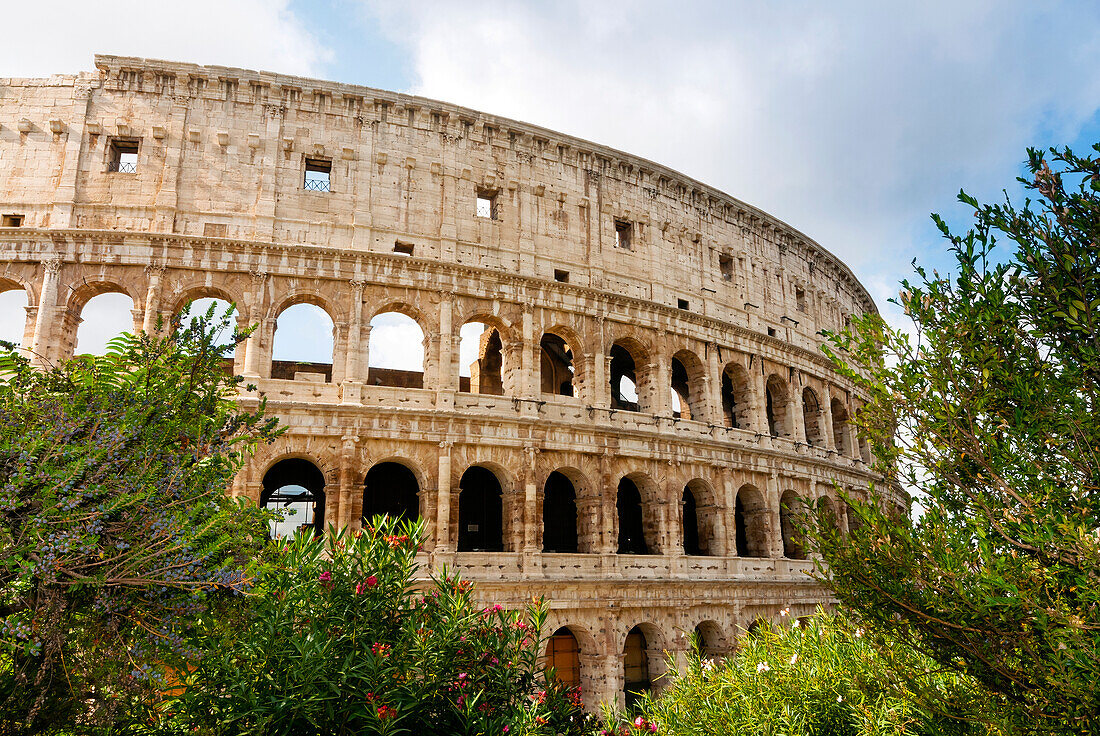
0, 55, 890, 708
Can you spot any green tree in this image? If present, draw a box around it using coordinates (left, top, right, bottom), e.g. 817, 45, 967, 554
814, 144, 1100, 733
170, 516, 592, 736
0, 308, 281, 734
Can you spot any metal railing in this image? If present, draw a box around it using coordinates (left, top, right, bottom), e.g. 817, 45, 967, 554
107, 160, 137, 173
303, 177, 330, 192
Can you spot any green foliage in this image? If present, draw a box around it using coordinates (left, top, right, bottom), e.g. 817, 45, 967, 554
0, 306, 281, 734
601, 611, 998, 736
815, 144, 1100, 733
169, 516, 590, 736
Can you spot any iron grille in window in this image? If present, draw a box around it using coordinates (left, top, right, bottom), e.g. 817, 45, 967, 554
108, 139, 139, 173
304, 157, 332, 192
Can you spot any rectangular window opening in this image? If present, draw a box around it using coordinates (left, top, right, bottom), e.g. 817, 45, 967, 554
614, 219, 632, 250
553, 269, 569, 283
304, 157, 332, 192
677, 298, 689, 310
767, 327, 777, 337
394, 242, 414, 256
476, 190, 497, 219
719, 253, 733, 281
108, 138, 139, 173
1, 214, 24, 228
795, 287, 807, 313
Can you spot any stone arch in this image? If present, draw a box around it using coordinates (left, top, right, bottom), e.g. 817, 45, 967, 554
734, 483, 769, 558
616, 472, 660, 555
854, 406, 872, 463
363, 460, 422, 527
692, 619, 730, 658
670, 349, 707, 421
831, 397, 851, 456
780, 490, 808, 560
369, 305, 427, 389
621, 621, 669, 708
682, 478, 722, 556
721, 361, 753, 430
609, 336, 653, 413
168, 284, 241, 318
540, 325, 581, 398
542, 469, 579, 553
541, 621, 600, 709
459, 313, 513, 395
261, 456, 328, 538
802, 387, 824, 446
456, 464, 507, 552
0, 277, 34, 348
65, 281, 138, 357
270, 296, 336, 381
816, 494, 841, 535
765, 374, 791, 437
539, 464, 599, 554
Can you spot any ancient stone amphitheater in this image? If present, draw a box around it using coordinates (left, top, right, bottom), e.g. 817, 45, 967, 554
0, 55, 890, 708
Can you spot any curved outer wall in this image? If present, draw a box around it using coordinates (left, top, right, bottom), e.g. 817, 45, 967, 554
0, 56, 890, 708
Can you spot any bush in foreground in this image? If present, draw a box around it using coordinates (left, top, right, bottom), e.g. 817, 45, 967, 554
168, 517, 590, 736
601, 610, 1001, 736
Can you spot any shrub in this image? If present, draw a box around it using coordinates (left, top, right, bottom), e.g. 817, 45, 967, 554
168, 516, 588, 736
599, 610, 1002, 736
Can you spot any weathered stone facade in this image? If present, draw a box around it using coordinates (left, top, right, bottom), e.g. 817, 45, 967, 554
0, 56, 892, 708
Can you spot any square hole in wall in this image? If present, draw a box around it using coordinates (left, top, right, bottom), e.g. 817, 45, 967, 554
796, 287, 807, 313
394, 242, 414, 256
1, 214, 24, 227
476, 189, 498, 219
614, 219, 632, 250
304, 157, 332, 191
677, 298, 689, 310
719, 253, 733, 281
553, 269, 570, 283
768, 327, 777, 337
107, 138, 139, 173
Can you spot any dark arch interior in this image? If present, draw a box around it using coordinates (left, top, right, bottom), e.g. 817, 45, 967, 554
766, 377, 787, 437
617, 478, 648, 555
682, 487, 702, 555
546, 627, 581, 688
540, 333, 574, 396
780, 492, 807, 559
693, 622, 722, 658
670, 357, 691, 419
261, 458, 326, 537
623, 626, 651, 709
735, 487, 768, 558
363, 462, 420, 526
609, 343, 640, 412
543, 471, 578, 553
457, 466, 504, 552
721, 369, 739, 428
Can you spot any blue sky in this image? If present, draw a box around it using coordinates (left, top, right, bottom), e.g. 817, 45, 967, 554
2, 1, 1100, 357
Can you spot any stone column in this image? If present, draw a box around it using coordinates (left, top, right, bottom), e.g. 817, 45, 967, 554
336, 435, 358, 531
822, 392, 836, 451
750, 361, 768, 436
790, 380, 806, 443
519, 307, 538, 415
141, 265, 166, 334
434, 441, 454, 552
705, 342, 723, 425
30, 259, 62, 367
436, 296, 455, 407
652, 357, 672, 418
241, 272, 268, 379
341, 281, 365, 403
523, 444, 539, 552
766, 472, 784, 558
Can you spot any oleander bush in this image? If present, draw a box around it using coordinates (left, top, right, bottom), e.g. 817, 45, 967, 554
165, 516, 592, 736
597, 610, 1002, 736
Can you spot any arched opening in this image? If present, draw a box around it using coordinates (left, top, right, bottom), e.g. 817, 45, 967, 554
846, 499, 864, 533
457, 466, 503, 552
459, 321, 504, 395
670, 351, 705, 421
780, 491, 807, 560
817, 495, 840, 535
765, 374, 790, 437
831, 398, 851, 456
610, 342, 642, 412
271, 302, 334, 382
363, 462, 420, 526
616, 477, 649, 555
261, 458, 326, 538
542, 471, 578, 553
75, 291, 134, 355
545, 627, 581, 688
693, 621, 725, 659
721, 363, 751, 429
0, 286, 29, 347
855, 408, 872, 463
802, 387, 823, 446
623, 626, 652, 709
540, 333, 574, 396
735, 484, 769, 558
369, 311, 425, 388
682, 487, 701, 555
179, 297, 237, 373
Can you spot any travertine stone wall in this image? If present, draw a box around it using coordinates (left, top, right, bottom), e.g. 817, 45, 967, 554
0, 56, 893, 709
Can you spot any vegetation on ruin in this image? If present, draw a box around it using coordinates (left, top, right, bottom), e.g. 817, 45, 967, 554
811, 144, 1100, 734
599, 609, 998, 736
0, 307, 281, 734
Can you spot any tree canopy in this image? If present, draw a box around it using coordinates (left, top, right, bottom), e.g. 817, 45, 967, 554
815, 144, 1100, 734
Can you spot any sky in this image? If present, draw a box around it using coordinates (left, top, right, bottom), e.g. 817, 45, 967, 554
2, 0, 1100, 361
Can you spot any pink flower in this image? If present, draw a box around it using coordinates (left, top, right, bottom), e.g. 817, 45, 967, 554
366, 575, 378, 587
634, 716, 646, 729
318, 571, 332, 583
458, 672, 467, 680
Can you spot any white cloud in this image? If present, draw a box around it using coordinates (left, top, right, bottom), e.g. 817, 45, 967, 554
0, 0, 330, 79
368, 312, 424, 371
75, 292, 134, 355
363, 0, 1100, 305
0, 289, 28, 346
273, 304, 334, 363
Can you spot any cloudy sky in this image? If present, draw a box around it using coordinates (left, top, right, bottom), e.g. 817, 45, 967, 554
3, 0, 1099, 358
